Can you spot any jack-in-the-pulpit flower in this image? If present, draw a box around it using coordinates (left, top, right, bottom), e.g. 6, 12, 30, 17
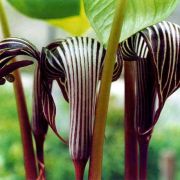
40, 37, 122, 179
0, 36, 122, 180
120, 21, 180, 179
0, 38, 34, 85
0, 38, 45, 178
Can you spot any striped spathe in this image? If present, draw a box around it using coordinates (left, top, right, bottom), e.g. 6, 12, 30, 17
120, 21, 180, 135
42, 37, 122, 162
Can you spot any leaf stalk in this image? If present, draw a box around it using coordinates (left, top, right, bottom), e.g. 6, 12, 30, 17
89, 0, 127, 179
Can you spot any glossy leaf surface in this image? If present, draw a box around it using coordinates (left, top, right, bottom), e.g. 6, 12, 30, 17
49, 1, 90, 35
84, 0, 180, 45
7, 0, 80, 19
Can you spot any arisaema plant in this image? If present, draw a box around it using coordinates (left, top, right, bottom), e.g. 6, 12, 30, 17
120, 21, 180, 179
0, 36, 122, 179
0, 0, 87, 179
0, 0, 180, 179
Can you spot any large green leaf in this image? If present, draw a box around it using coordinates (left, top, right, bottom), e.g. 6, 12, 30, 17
7, 0, 80, 19
84, 0, 180, 45
48, 1, 90, 35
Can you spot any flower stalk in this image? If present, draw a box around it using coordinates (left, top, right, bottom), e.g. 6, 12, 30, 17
138, 135, 150, 180
32, 66, 49, 179
0, 1, 37, 179
124, 61, 138, 180
89, 0, 127, 179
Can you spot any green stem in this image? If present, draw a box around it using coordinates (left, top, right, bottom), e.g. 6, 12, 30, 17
0, 1, 10, 36
0, 1, 37, 179
88, 0, 127, 179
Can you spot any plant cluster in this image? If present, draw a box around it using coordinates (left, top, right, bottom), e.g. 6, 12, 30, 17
0, 0, 180, 180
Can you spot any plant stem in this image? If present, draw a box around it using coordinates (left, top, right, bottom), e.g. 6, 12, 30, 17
88, 0, 127, 179
13, 71, 38, 179
138, 135, 150, 180
73, 160, 87, 180
34, 134, 46, 179
0, 1, 37, 179
124, 61, 138, 180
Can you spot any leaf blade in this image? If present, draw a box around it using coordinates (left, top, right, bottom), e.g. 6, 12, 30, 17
48, 0, 90, 35
7, 0, 80, 19
84, 0, 180, 45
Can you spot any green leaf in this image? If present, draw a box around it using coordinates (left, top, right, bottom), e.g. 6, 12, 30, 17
84, 0, 180, 45
48, 1, 90, 35
7, 0, 80, 19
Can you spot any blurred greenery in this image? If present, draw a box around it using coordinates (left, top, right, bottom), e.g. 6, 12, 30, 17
0, 81, 180, 179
